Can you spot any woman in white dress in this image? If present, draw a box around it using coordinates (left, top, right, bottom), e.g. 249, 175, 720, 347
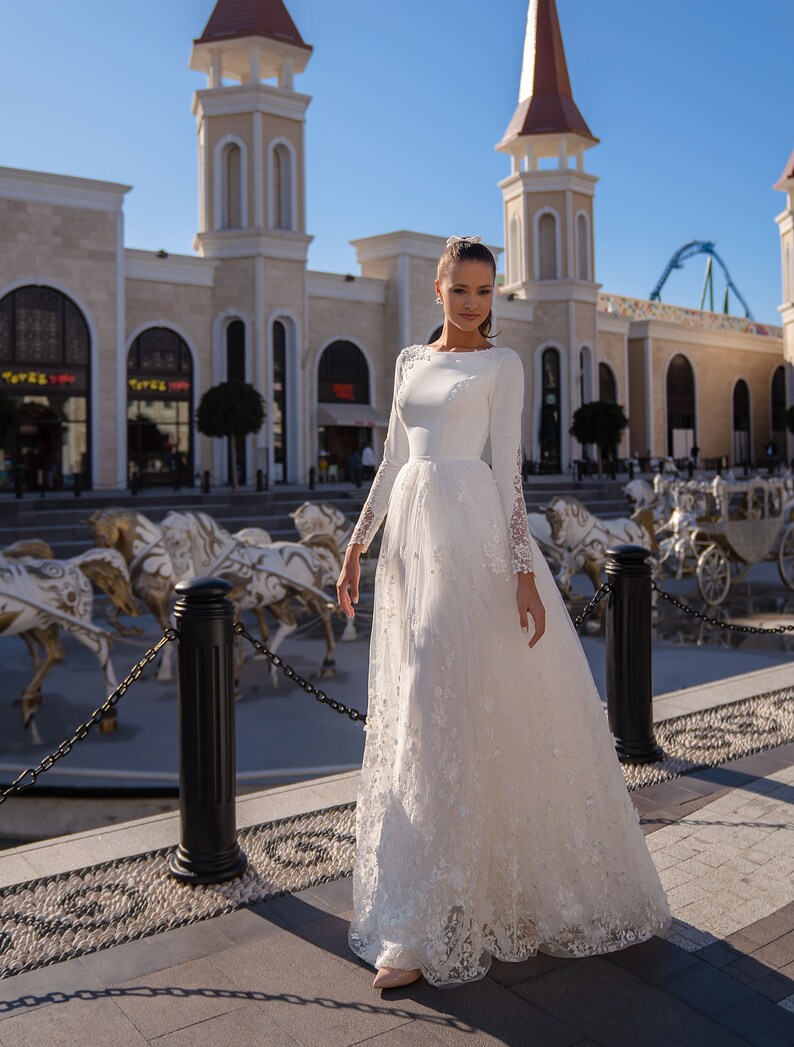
335, 236, 671, 991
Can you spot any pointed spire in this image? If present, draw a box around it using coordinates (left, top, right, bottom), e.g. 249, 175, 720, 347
500, 0, 596, 147
774, 145, 794, 190
196, 0, 311, 52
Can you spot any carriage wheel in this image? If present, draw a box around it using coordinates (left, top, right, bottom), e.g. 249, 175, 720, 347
696, 544, 731, 605
689, 528, 712, 559
778, 523, 794, 591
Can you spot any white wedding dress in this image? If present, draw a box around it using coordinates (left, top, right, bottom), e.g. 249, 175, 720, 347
346, 343, 671, 987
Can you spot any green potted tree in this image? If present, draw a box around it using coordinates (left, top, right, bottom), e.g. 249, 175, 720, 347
569, 400, 629, 479
196, 381, 266, 493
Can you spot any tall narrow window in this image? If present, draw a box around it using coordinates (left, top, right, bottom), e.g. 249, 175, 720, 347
272, 144, 293, 230
732, 379, 750, 466
538, 213, 557, 280
666, 353, 696, 459
226, 320, 246, 484
508, 215, 521, 285
539, 347, 561, 472
771, 365, 786, 459
599, 362, 616, 402
224, 144, 242, 229
577, 213, 590, 281
272, 321, 287, 481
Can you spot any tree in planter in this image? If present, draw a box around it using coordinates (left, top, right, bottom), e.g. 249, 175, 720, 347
196, 381, 266, 493
569, 400, 629, 479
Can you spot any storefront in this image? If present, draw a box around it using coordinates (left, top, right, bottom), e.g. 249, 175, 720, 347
0, 285, 91, 490
316, 340, 385, 480
127, 327, 194, 486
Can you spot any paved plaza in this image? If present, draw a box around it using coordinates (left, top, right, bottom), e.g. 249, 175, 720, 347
0, 735, 794, 1045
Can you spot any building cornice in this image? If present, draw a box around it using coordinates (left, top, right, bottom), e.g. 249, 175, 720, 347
125, 249, 217, 287
523, 280, 600, 304
498, 169, 598, 202
351, 229, 503, 265
596, 312, 631, 335
193, 83, 310, 122
626, 318, 784, 354
0, 166, 131, 212
494, 294, 535, 323
307, 270, 386, 304
195, 229, 313, 262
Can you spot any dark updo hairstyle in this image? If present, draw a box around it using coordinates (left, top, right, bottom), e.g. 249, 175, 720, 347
437, 237, 499, 340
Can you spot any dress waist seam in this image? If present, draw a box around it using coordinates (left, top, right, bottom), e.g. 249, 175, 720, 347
406, 455, 484, 462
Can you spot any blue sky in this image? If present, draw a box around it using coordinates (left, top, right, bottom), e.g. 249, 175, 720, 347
2, 0, 792, 324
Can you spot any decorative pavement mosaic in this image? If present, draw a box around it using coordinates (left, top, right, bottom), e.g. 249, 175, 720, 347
1, 686, 794, 985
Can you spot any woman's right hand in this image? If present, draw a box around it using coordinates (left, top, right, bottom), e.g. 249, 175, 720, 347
337, 546, 363, 618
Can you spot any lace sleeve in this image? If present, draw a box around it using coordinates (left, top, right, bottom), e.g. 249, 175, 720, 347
488, 350, 534, 575
347, 349, 410, 553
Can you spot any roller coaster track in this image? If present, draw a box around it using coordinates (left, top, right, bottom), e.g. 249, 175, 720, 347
649, 240, 754, 320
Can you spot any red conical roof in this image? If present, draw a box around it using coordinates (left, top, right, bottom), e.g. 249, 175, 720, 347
774, 146, 794, 190
196, 0, 311, 51
501, 0, 596, 145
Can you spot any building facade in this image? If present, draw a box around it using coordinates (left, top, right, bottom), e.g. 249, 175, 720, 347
0, 0, 791, 492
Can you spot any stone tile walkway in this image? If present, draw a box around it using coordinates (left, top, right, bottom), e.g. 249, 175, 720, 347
1, 745, 794, 1045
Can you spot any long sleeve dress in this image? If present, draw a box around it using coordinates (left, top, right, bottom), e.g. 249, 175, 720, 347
346, 343, 671, 987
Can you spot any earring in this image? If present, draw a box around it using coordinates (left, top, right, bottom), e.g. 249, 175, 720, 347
435, 294, 443, 304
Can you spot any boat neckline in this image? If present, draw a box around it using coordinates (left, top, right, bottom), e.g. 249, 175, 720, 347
420, 344, 498, 354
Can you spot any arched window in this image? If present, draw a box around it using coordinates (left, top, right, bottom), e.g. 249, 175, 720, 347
666, 353, 696, 460
538, 213, 557, 280
223, 144, 242, 229
771, 365, 786, 458
508, 215, 522, 285
539, 347, 561, 472
0, 285, 91, 490
732, 379, 750, 466
317, 340, 371, 481
577, 213, 590, 281
226, 319, 246, 484
127, 327, 193, 486
599, 361, 617, 402
272, 143, 293, 230
272, 320, 287, 481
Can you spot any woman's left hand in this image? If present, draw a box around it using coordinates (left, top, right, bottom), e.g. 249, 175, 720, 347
516, 572, 545, 648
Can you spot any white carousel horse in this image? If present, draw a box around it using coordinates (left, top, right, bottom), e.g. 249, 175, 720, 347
0, 548, 138, 743
544, 495, 658, 594
160, 511, 344, 682
290, 501, 354, 554
88, 508, 178, 681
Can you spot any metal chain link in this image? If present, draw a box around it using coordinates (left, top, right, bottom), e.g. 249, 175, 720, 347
651, 581, 794, 634
573, 581, 612, 628
233, 622, 367, 725
0, 629, 178, 807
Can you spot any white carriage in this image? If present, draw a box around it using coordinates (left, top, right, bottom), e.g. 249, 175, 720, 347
670, 477, 794, 605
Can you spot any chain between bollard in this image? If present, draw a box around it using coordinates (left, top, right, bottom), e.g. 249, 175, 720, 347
573, 581, 612, 629
233, 621, 367, 725
651, 582, 794, 634
0, 629, 178, 806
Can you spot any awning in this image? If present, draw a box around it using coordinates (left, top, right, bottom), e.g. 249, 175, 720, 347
317, 403, 389, 428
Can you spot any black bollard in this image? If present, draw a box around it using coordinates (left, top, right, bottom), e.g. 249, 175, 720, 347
628, 460, 634, 481
202, 469, 211, 495
169, 577, 247, 884
14, 466, 23, 500
256, 468, 264, 492
309, 465, 315, 491
604, 545, 663, 764
74, 473, 82, 498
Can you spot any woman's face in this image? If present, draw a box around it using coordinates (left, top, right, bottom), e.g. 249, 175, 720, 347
435, 260, 495, 333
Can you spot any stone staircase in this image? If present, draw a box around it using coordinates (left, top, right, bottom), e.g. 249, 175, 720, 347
0, 475, 633, 559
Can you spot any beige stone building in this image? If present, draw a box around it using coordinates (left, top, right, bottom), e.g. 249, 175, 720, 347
0, 0, 791, 493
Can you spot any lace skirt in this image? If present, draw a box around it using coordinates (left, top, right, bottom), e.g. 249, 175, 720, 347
348, 456, 672, 987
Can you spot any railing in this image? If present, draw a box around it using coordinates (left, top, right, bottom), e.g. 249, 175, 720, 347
2, 544, 793, 885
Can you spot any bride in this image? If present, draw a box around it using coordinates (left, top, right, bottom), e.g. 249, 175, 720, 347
335, 235, 671, 991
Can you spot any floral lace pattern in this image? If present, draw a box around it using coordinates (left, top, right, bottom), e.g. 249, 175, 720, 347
348, 343, 672, 986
